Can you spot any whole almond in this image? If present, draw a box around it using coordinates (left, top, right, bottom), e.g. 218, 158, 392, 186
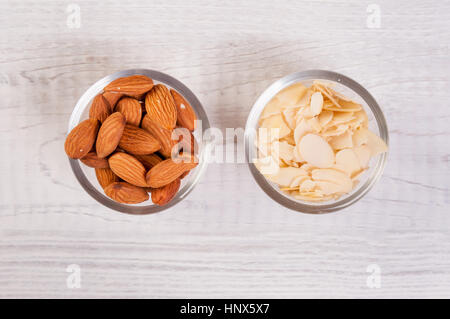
89, 94, 111, 123
65, 119, 99, 159
179, 170, 190, 179
119, 124, 161, 155
135, 153, 163, 170
145, 84, 177, 130
96, 112, 126, 158
146, 155, 198, 188
141, 115, 178, 158
102, 92, 123, 111
80, 151, 109, 168
127, 92, 146, 100
151, 178, 181, 206
115, 97, 142, 126
109, 152, 148, 187
95, 167, 119, 189
170, 89, 196, 131
104, 75, 154, 96
104, 182, 149, 204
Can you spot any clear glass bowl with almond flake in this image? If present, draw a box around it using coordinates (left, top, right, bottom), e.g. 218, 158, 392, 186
245, 70, 389, 214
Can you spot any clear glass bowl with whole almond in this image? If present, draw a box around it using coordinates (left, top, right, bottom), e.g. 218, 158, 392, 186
245, 70, 389, 214
66, 69, 210, 214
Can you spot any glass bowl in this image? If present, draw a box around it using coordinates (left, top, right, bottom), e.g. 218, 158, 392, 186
67, 69, 210, 214
244, 70, 389, 214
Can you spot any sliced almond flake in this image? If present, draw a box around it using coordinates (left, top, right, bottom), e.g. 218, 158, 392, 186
335, 149, 360, 175
310, 92, 324, 116
331, 112, 355, 125
339, 100, 363, 111
256, 140, 271, 157
254, 156, 279, 175
282, 107, 298, 130
265, 166, 309, 187
324, 106, 360, 112
279, 160, 289, 168
276, 82, 307, 105
322, 124, 348, 137
312, 167, 351, 182
346, 118, 363, 130
351, 168, 366, 180
300, 179, 316, 192
260, 114, 291, 139
365, 129, 388, 156
307, 117, 321, 133
294, 119, 312, 144
313, 83, 342, 108
315, 180, 349, 195
353, 110, 369, 127
353, 145, 371, 168
272, 140, 294, 162
352, 128, 369, 147
313, 80, 335, 87
280, 186, 300, 191
318, 110, 333, 127
260, 97, 283, 119
290, 175, 309, 188
325, 86, 354, 102
300, 163, 316, 173
297, 88, 313, 107
329, 130, 353, 150
292, 144, 305, 163
299, 192, 323, 199
290, 161, 300, 168
280, 134, 296, 146
294, 194, 330, 202
323, 100, 335, 108
296, 105, 315, 119
299, 134, 335, 168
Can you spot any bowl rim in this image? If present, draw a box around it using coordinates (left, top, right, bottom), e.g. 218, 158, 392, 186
68, 69, 210, 215
244, 70, 389, 214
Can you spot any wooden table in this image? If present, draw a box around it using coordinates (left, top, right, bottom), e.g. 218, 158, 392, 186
1, 0, 449, 298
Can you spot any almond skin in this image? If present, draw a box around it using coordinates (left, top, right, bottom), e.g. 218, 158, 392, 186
179, 170, 190, 179
146, 155, 198, 188
65, 119, 99, 159
135, 153, 163, 170
119, 124, 161, 155
96, 112, 126, 158
170, 89, 196, 131
141, 115, 178, 158
109, 152, 148, 187
151, 178, 181, 206
104, 182, 149, 204
95, 167, 119, 189
102, 92, 123, 111
145, 84, 177, 130
127, 92, 146, 101
89, 94, 111, 123
104, 75, 154, 96
115, 97, 142, 126
80, 151, 109, 168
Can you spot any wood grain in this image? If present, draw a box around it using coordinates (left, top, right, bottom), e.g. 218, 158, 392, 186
0, 0, 449, 298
